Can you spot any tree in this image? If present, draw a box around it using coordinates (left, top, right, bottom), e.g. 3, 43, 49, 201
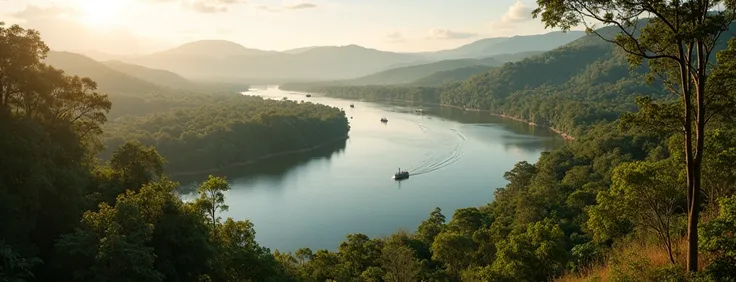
699, 195, 736, 281
0, 22, 49, 114
109, 141, 165, 193
430, 231, 476, 279
533, 0, 736, 271
416, 207, 446, 246
56, 180, 182, 282
195, 175, 230, 234
294, 248, 313, 265
337, 233, 383, 278
213, 218, 284, 281
381, 245, 422, 282
588, 160, 685, 264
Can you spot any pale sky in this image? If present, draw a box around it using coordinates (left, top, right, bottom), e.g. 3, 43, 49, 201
1, 0, 561, 55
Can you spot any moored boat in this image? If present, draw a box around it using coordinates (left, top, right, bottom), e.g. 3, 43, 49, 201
380, 117, 388, 123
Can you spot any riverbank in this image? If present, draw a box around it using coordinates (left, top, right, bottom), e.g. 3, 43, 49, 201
307, 93, 576, 140
167, 136, 349, 177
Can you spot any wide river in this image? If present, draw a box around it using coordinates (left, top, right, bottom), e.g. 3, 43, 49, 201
180, 86, 565, 252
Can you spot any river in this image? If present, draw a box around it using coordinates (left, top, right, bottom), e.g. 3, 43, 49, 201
180, 86, 565, 252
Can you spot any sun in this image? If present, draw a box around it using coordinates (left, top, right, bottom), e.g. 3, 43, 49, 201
76, 0, 124, 29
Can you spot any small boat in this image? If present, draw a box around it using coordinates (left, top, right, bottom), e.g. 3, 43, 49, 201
350, 103, 355, 108
380, 117, 388, 123
393, 168, 409, 180
306, 94, 312, 97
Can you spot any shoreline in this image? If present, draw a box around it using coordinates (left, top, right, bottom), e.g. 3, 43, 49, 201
310, 94, 576, 140
167, 136, 349, 177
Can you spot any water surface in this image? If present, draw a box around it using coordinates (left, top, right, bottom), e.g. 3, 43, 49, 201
181, 86, 565, 252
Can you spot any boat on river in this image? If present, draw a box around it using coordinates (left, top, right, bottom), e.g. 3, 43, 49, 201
393, 168, 409, 180
306, 94, 311, 97
380, 117, 388, 123
350, 103, 355, 108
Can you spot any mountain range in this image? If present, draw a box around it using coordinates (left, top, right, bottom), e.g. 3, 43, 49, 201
74, 30, 585, 83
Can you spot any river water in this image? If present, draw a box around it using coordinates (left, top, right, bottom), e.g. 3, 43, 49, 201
180, 86, 565, 252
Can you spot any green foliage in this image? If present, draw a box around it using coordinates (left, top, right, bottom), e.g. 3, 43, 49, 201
101, 95, 350, 174
416, 207, 446, 246
699, 196, 736, 281
195, 175, 230, 232
588, 160, 685, 263
0, 241, 41, 282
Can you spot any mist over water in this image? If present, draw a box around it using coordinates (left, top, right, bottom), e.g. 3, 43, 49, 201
181, 86, 565, 252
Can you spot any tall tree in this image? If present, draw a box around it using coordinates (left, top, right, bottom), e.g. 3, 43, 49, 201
195, 175, 230, 234
533, 0, 736, 271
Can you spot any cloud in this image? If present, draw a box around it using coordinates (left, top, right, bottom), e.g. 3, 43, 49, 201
502, 1, 534, 23
256, 2, 317, 12
11, 5, 78, 20
285, 3, 317, 10
187, 1, 228, 13
141, 0, 244, 13
426, 29, 477, 40
257, 5, 282, 12
491, 1, 534, 29
385, 31, 404, 42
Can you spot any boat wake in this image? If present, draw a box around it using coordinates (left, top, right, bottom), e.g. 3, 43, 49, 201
408, 128, 466, 176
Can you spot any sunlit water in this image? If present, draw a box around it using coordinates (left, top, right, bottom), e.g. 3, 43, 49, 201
179, 86, 565, 252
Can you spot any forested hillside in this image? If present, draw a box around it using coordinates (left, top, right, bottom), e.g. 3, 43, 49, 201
103, 60, 192, 88
282, 25, 684, 137
4, 2, 736, 281
274, 15, 736, 282
409, 65, 496, 86
1, 22, 349, 282
329, 57, 503, 86
102, 96, 350, 174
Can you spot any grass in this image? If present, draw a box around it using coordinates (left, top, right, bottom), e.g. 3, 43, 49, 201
554, 237, 711, 282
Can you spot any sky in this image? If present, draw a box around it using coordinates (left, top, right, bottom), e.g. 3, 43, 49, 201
1, 0, 564, 55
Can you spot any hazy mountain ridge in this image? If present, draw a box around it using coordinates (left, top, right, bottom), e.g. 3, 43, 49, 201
421, 31, 585, 59
103, 60, 192, 88
45, 51, 164, 94
118, 31, 584, 82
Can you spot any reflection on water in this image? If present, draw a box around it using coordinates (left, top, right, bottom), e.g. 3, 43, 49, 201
180, 86, 566, 252
174, 138, 347, 190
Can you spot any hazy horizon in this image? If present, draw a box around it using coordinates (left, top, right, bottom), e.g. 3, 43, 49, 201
2, 0, 586, 56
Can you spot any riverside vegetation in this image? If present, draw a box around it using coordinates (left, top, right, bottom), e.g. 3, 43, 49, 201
3, 1, 736, 281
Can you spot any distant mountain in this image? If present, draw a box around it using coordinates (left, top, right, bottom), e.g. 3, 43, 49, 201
157, 40, 277, 58
282, 46, 323, 54
45, 51, 162, 94
342, 57, 502, 86
79, 50, 135, 61
423, 31, 585, 60
409, 65, 496, 86
489, 51, 545, 63
103, 61, 191, 88
332, 50, 542, 86
125, 44, 424, 81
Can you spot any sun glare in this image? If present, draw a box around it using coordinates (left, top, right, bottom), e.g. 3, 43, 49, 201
76, 0, 124, 29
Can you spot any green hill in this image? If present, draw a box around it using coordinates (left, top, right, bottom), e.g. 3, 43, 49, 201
340, 57, 502, 85
409, 65, 496, 86
103, 60, 192, 88
281, 26, 662, 136
45, 51, 163, 94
